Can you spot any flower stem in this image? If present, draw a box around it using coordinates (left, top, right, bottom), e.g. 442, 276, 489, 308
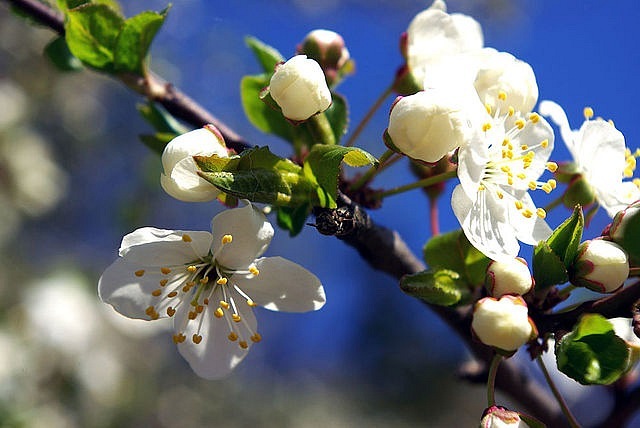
307, 112, 336, 146
429, 196, 440, 236
377, 170, 457, 199
487, 353, 502, 407
557, 284, 576, 299
350, 149, 395, 191
537, 355, 581, 428
344, 83, 394, 147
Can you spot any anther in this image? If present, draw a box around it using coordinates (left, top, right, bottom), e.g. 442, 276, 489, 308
188, 311, 197, 320
520, 144, 529, 151
220, 301, 230, 309
541, 139, 549, 149
192, 334, 202, 344
221, 234, 233, 245
203, 298, 210, 305
528, 113, 540, 123
217, 277, 228, 285
249, 266, 260, 276
159, 279, 168, 287
502, 138, 510, 147
199, 277, 209, 284
182, 234, 192, 243
135, 269, 145, 277
485, 103, 492, 115
536, 208, 547, 219
167, 307, 176, 317
168, 291, 178, 298
548, 179, 557, 189
239, 341, 248, 349
498, 91, 507, 101
528, 181, 537, 191
161, 267, 171, 275
196, 305, 204, 314
232, 314, 242, 323
482, 122, 492, 132
515, 201, 524, 210
546, 162, 558, 172
522, 209, 533, 218
247, 298, 257, 307
508, 106, 515, 116
187, 265, 197, 273
151, 289, 162, 297
228, 332, 238, 341
583, 106, 594, 120
515, 119, 526, 129
214, 308, 224, 318
251, 333, 262, 343
172, 333, 186, 344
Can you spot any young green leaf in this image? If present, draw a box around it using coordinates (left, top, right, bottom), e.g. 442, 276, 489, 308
324, 92, 348, 144
423, 229, 491, 287
556, 314, 630, 385
277, 204, 313, 237
64, 4, 124, 71
240, 74, 294, 142
302, 145, 377, 209
400, 269, 470, 306
546, 205, 584, 267
532, 241, 569, 289
44, 36, 83, 71
114, 8, 169, 74
245, 36, 285, 73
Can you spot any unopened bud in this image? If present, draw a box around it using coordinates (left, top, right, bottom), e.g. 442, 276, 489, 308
571, 239, 629, 293
269, 55, 332, 121
472, 295, 535, 352
480, 405, 528, 428
297, 29, 352, 86
485, 257, 533, 297
608, 200, 640, 264
160, 125, 228, 202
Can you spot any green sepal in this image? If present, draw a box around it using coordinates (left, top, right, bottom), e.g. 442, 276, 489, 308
532, 241, 569, 289
548, 205, 584, 267
609, 201, 640, 265
245, 36, 284, 73
400, 269, 471, 306
562, 175, 596, 209
240, 74, 295, 142
423, 229, 491, 287
113, 7, 169, 74
556, 313, 630, 385
44, 36, 83, 71
64, 3, 124, 71
303, 145, 377, 208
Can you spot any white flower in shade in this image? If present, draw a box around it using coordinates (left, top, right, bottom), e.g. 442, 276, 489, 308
571, 239, 629, 293
98, 201, 326, 379
485, 257, 533, 297
386, 85, 488, 163
452, 108, 557, 262
269, 55, 332, 121
474, 49, 538, 116
472, 295, 535, 352
480, 406, 528, 428
406, 0, 483, 87
160, 125, 228, 202
539, 101, 640, 217
609, 317, 640, 350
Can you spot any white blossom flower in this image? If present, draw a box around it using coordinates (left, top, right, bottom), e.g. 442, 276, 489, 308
485, 257, 533, 297
386, 84, 487, 163
572, 239, 629, 293
269, 55, 332, 121
406, 0, 483, 87
160, 125, 228, 203
98, 201, 326, 379
480, 406, 528, 428
539, 101, 640, 217
452, 107, 556, 261
472, 295, 535, 352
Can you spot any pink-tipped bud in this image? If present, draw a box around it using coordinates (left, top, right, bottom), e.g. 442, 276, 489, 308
485, 257, 533, 297
571, 239, 629, 293
472, 295, 535, 352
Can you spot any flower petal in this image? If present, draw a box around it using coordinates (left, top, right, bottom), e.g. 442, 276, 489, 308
452, 184, 520, 262
538, 100, 577, 155
160, 156, 220, 202
212, 202, 274, 270
598, 182, 640, 217
234, 256, 326, 312
176, 287, 257, 379
98, 257, 185, 319
507, 192, 553, 245
577, 120, 626, 189
119, 227, 212, 266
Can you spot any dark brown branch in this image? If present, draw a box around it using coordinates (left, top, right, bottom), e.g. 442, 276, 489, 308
6, 0, 64, 34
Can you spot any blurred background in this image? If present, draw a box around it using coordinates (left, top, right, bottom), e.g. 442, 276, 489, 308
1, 0, 639, 426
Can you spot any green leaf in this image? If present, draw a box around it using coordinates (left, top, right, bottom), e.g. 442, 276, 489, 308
546, 205, 584, 267
64, 3, 124, 71
138, 132, 177, 155
245, 36, 284, 73
277, 204, 313, 237
303, 145, 377, 209
400, 269, 470, 306
610, 202, 640, 265
556, 314, 630, 385
324, 92, 348, 144
44, 36, 83, 71
423, 229, 491, 287
137, 102, 187, 135
532, 241, 569, 289
241, 74, 294, 142
114, 8, 168, 74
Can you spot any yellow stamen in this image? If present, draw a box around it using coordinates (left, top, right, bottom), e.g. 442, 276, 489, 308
167, 291, 178, 298
182, 234, 192, 243
167, 307, 176, 317
536, 208, 547, 219
214, 308, 224, 318
228, 332, 238, 341
161, 267, 171, 275
485, 103, 492, 115
187, 265, 197, 273
232, 314, 242, 323
482, 122, 492, 132
522, 209, 533, 218
159, 279, 168, 287
541, 139, 549, 149
546, 161, 558, 172
247, 298, 257, 307
220, 301, 230, 310
508, 106, 515, 117
251, 333, 262, 343
528, 181, 537, 191
221, 234, 233, 244
172, 333, 186, 344
498, 91, 507, 101
583, 106, 594, 120
239, 341, 248, 349
515, 119, 526, 129
529, 113, 540, 123
192, 334, 202, 344
515, 200, 524, 210
134, 269, 145, 277
217, 277, 228, 285
151, 289, 162, 297
548, 179, 557, 189
249, 266, 260, 276
188, 311, 197, 320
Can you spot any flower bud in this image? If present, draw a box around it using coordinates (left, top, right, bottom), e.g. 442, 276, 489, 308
160, 125, 228, 202
297, 29, 351, 86
269, 55, 332, 121
473, 49, 538, 115
609, 200, 640, 263
386, 85, 487, 163
480, 405, 528, 428
485, 257, 533, 297
472, 295, 535, 352
571, 239, 629, 293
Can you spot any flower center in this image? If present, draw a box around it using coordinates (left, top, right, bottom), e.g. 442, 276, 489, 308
137, 233, 262, 350
478, 92, 557, 220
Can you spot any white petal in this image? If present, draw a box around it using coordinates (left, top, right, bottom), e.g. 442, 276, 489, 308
538, 100, 578, 155
234, 257, 326, 312
598, 182, 640, 218
577, 120, 626, 189
119, 227, 212, 266
452, 184, 519, 262
98, 258, 181, 319
507, 192, 553, 245
160, 157, 220, 202
457, 140, 490, 196
161, 128, 227, 172
212, 202, 274, 270
176, 287, 257, 379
